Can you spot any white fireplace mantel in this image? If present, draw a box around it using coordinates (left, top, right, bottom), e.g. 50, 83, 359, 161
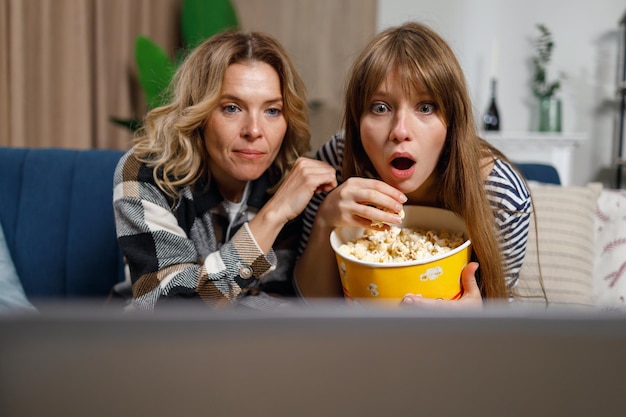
482, 131, 587, 186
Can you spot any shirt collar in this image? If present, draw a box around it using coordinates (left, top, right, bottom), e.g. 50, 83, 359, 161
193, 171, 272, 212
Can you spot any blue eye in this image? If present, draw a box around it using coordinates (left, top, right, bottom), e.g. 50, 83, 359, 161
266, 107, 282, 116
223, 105, 239, 114
418, 103, 436, 114
370, 103, 389, 114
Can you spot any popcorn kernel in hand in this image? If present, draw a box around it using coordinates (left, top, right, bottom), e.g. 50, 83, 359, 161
370, 207, 405, 227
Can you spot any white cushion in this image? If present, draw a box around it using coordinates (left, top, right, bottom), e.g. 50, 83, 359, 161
0, 222, 36, 312
593, 189, 626, 311
513, 182, 602, 308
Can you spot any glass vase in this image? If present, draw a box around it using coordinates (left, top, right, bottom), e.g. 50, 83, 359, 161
538, 96, 562, 132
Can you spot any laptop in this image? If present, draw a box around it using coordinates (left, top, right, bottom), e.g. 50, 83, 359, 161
1, 302, 625, 417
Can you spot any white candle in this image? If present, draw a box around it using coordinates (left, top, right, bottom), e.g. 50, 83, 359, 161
491, 38, 499, 79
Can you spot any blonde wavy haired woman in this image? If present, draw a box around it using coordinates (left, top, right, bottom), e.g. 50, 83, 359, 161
295, 22, 531, 307
114, 30, 336, 310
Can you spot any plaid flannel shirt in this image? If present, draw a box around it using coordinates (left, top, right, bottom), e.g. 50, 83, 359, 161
113, 149, 301, 311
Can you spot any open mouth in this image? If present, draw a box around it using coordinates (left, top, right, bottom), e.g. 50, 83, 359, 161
391, 157, 415, 171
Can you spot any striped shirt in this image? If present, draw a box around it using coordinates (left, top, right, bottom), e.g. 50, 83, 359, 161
299, 133, 531, 289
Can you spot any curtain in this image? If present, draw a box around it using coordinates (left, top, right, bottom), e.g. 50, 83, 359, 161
0, 0, 374, 151
0, 0, 181, 150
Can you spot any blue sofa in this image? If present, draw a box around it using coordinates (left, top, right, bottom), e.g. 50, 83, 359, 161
0, 146, 558, 308
514, 162, 561, 185
0, 147, 126, 305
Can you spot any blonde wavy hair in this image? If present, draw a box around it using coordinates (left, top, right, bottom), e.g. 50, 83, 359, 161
132, 30, 311, 198
342, 22, 511, 298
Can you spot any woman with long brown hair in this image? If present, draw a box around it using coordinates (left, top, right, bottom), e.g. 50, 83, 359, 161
295, 22, 531, 307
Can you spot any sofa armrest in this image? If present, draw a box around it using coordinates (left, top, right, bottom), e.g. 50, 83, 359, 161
0, 147, 126, 302
514, 162, 561, 185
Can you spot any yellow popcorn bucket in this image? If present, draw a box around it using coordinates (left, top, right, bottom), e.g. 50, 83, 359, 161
330, 206, 472, 305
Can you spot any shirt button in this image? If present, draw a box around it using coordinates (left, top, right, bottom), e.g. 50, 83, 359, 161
239, 265, 253, 279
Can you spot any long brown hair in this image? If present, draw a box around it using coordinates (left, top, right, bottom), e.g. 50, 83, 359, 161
342, 22, 507, 298
133, 30, 310, 198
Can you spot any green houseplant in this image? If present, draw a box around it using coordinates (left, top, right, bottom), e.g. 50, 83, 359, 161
112, 0, 239, 131
531, 23, 563, 132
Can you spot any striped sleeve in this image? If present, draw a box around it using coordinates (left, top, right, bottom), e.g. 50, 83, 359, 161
484, 159, 532, 288
298, 133, 344, 256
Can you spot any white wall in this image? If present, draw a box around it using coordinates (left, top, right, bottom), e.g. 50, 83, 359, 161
377, 0, 625, 186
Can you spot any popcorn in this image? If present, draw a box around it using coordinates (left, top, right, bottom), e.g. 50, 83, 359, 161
338, 226, 465, 263
370, 207, 405, 227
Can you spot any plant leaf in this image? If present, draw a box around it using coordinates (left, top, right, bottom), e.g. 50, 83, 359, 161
109, 116, 142, 132
181, 0, 239, 49
135, 36, 176, 109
